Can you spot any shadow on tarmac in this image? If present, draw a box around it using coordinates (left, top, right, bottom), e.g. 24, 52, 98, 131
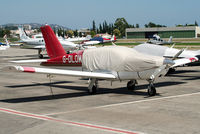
1, 81, 186, 103
167, 69, 200, 80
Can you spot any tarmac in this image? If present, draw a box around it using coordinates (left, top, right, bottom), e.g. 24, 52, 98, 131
0, 47, 200, 134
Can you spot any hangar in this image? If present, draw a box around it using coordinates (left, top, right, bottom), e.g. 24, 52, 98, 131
126, 26, 200, 39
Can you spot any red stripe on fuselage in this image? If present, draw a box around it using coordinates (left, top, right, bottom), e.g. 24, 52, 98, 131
42, 50, 84, 66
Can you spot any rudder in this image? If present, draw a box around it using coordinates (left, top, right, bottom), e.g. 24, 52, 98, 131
40, 25, 66, 58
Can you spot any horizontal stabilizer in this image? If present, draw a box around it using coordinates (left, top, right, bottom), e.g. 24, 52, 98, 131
34, 45, 45, 49
10, 59, 47, 63
172, 57, 198, 67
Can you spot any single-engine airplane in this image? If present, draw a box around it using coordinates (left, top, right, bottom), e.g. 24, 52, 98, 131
82, 35, 116, 45
147, 34, 173, 45
4, 25, 197, 96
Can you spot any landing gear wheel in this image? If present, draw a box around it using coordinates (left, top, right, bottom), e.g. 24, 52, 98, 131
39, 54, 43, 59
127, 80, 135, 90
147, 84, 156, 96
167, 68, 176, 74
88, 85, 97, 94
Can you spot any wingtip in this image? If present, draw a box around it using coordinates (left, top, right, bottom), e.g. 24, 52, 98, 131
1, 66, 24, 72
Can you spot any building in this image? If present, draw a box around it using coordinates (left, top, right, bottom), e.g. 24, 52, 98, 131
126, 26, 200, 39
23, 24, 32, 30
78, 28, 90, 36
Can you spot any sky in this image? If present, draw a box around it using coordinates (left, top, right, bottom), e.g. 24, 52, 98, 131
1, 0, 200, 29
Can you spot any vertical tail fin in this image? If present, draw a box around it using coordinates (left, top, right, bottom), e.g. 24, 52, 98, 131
111, 35, 116, 41
168, 36, 173, 43
3, 35, 10, 47
40, 25, 66, 58
18, 26, 30, 40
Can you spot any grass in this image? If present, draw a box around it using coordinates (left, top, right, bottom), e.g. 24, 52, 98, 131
0, 38, 19, 42
101, 42, 200, 46
100, 42, 140, 46
174, 43, 200, 45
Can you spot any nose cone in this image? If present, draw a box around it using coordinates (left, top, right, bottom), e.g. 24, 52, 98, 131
163, 59, 175, 65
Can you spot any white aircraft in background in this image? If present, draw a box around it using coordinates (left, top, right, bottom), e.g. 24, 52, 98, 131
0, 35, 10, 50
133, 43, 199, 71
147, 34, 173, 45
4, 25, 197, 96
65, 35, 91, 42
18, 26, 79, 58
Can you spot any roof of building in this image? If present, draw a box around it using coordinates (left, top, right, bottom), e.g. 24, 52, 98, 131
126, 26, 199, 32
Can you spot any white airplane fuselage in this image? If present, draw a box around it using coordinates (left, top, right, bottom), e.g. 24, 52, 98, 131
21, 38, 78, 50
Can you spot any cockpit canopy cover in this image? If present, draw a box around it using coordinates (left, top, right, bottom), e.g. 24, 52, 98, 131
83, 46, 164, 72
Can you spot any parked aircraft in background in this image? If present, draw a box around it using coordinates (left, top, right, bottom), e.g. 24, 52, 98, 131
133, 43, 199, 71
65, 35, 91, 42
0, 42, 10, 51
147, 34, 173, 45
5, 25, 196, 96
0, 35, 10, 50
18, 26, 79, 58
82, 35, 116, 45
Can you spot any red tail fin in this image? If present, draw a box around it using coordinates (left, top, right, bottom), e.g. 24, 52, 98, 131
40, 25, 66, 59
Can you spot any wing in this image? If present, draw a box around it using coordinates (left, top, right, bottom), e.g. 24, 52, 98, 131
3, 66, 116, 79
34, 45, 45, 49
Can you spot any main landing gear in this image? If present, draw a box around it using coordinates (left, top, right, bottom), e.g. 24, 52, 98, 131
147, 83, 156, 96
127, 79, 156, 96
38, 49, 44, 59
87, 78, 157, 96
88, 78, 98, 94
147, 79, 156, 96
127, 80, 137, 90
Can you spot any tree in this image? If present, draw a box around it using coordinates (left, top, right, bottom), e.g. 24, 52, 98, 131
136, 23, 139, 28
57, 28, 62, 37
104, 21, 108, 33
4, 29, 11, 37
114, 18, 129, 37
90, 30, 96, 37
66, 30, 74, 38
129, 24, 135, 28
176, 24, 184, 27
145, 22, 166, 28
0, 29, 11, 37
113, 29, 121, 38
73, 30, 78, 37
195, 21, 198, 26
92, 20, 96, 32
79, 32, 82, 37
102, 21, 108, 33
99, 24, 103, 33
108, 23, 113, 34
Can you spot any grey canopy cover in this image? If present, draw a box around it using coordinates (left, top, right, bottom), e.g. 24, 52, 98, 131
82, 46, 164, 72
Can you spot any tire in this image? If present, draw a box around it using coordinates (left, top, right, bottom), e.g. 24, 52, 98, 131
147, 84, 156, 96
127, 81, 135, 90
88, 85, 97, 94
167, 68, 176, 74
39, 54, 43, 59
